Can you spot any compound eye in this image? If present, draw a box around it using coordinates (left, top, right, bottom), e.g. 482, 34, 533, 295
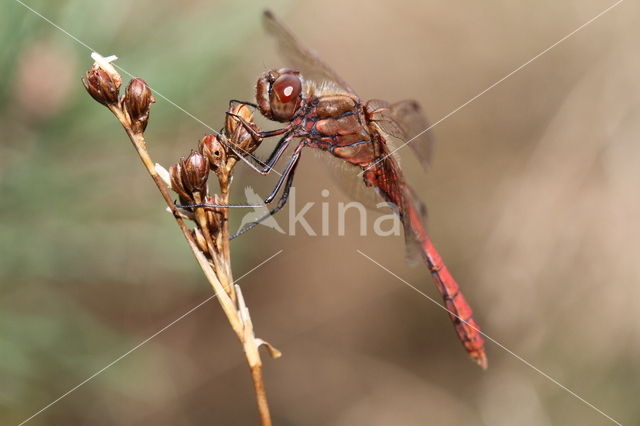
272, 74, 301, 103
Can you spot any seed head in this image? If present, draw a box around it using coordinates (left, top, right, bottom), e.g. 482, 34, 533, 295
225, 104, 254, 135
170, 151, 210, 202
204, 194, 223, 234
181, 151, 210, 194
83, 67, 120, 106
123, 78, 155, 133
226, 104, 263, 155
169, 162, 190, 203
199, 134, 227, 172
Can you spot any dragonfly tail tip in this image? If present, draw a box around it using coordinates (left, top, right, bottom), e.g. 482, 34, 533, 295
472, 351, 488, 370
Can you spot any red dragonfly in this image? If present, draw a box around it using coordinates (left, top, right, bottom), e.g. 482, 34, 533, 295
204, 11, 487, 368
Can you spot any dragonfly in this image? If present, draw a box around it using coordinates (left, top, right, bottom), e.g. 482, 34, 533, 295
192, 10, 487, 368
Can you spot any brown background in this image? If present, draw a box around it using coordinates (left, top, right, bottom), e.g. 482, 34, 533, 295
2, 0, 638, 425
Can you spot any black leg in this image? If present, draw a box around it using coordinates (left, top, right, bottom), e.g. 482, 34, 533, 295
230, 146, 302, 239
178, 141, 303, 209
226, 112, 291, 139
261, 141, 302, 204
231, 133, 293, 176
229, 99, 258, 109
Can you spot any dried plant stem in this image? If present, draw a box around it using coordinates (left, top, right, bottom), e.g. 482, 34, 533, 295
108, 106, 273, 426
251, 358, 270, 424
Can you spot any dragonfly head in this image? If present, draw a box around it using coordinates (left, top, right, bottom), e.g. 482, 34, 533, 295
256, 68, 303, 122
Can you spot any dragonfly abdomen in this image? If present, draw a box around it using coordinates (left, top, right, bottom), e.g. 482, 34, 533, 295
410, 206, 488, 369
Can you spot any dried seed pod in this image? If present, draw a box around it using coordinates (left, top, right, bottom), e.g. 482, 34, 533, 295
226, 104, 263, 156
123, 78, 155, 133
83, 67, 120, 106
199, 134, 227, 171
225, 103, 254, 135
180, 151, 210, 195
169, 162, 191, 203
204, 194, 223, 235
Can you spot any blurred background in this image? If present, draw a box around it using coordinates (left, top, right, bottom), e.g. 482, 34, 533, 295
2, 0, 639, 425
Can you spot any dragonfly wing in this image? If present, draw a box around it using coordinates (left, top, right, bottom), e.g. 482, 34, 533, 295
390, 100, 434, 169
366, 99, 406, 139
314, 149, 385, 211
367, 99, 434, 170
314, 148, 424, 265
363, 140, 430, 264
316, 137, 427, 264
263, 10, 356, 94
401, 185, 429, 264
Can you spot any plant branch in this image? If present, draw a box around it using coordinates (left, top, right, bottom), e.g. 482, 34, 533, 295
109, 105, 243, 339
83, 54, 277, 426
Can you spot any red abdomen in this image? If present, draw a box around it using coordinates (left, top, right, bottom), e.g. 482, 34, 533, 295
404, 186, 487, 368
364, 159, 488, 368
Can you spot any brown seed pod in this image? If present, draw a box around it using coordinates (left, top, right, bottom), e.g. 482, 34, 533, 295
123, 78, 155, 133
180, 151, 210, 195
204, 194, 223, 235
199, 134, 227, 172
169, 151, 210, 203
169, 162, 191, 203
225, 104, 254, 135
83, 67, 120, 106
226, 104, 263, 156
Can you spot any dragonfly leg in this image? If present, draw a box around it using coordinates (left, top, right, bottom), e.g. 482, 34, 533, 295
226, 112, 292, 139
178, 139, 302, 209
229, 99, 259, 109
230, 143, 303, 239
230, 133, 292, 176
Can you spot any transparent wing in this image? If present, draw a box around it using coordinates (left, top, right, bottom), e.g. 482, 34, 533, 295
313, 149, 385, 211
263, 10, 356, 94
367, 144, 428, 264
366, 99, 434, 170
316, 140, 428, 265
